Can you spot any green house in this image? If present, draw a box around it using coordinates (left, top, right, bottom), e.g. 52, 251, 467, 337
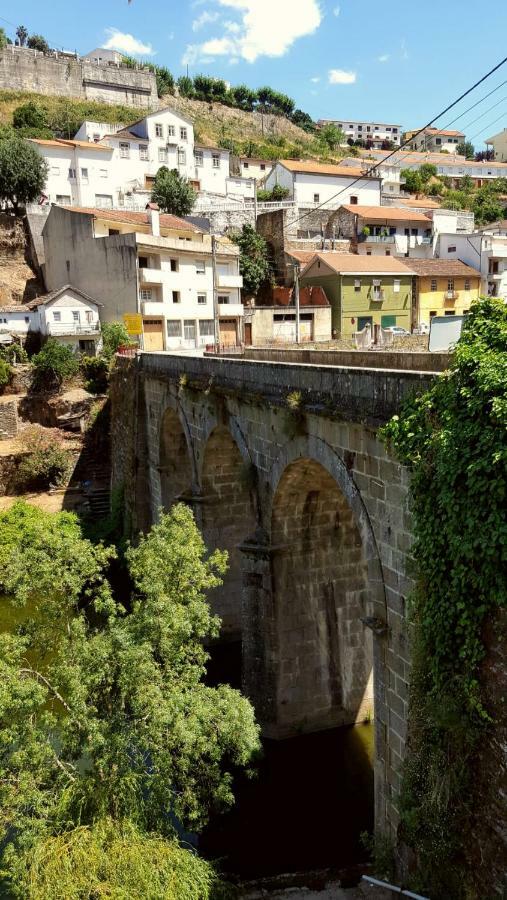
300, 252, 414, 336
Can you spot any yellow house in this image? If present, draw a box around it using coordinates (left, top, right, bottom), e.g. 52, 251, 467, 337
408, 259, 481, 325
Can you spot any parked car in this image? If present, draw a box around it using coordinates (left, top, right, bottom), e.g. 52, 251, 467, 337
384, 325, 409, 336
413, 323, 430, 335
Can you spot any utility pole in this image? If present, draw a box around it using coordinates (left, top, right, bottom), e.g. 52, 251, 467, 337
253, 178, 258, 222
294, 263, 300, 344
212, 235, 219, 353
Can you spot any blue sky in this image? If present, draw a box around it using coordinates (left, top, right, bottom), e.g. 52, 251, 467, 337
2, 0, 507, 147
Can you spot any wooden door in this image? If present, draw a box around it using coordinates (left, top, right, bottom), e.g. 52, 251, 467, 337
143, 319, 164, 351
219, 319, 237, 347
244, 323, 252, 346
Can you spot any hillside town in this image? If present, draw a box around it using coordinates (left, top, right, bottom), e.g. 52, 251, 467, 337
0, 14, 506, 900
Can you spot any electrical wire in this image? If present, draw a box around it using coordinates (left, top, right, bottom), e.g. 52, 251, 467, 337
468, 109, 507, 143
282, 54, 507, 234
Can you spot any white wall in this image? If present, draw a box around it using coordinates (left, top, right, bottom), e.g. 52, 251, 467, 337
40, 290, 101, 336
0, 310, 35, 334
294, 172, 381, 206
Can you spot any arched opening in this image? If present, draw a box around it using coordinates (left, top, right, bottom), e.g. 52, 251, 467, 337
201, 426, 256, 639
159, 407, 192, 510
271, 457, 373, 733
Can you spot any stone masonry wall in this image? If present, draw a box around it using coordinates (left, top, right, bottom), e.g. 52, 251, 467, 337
0, 398, 18, 440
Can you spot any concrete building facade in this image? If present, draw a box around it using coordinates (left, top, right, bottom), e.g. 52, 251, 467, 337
264, 160, 382, 208
317, 119, 402, 148
407, 259, 481, 324
439, 227, 507, 300
485, 127, 507, 162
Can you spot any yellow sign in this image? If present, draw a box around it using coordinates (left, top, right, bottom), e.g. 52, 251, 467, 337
123, 313, 143, 336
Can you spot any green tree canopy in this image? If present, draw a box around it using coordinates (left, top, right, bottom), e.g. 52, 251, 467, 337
0, 28, 12, 48
16, 25, 28, 46
31, 338, 79, 390
0, 502, 260, 895
231, 223, 272, 296
457, 140, 475, 159
151, 166, 196, 216
100, 320, 131, 359
0, 135, 48, 213
177, 75, 195, 98
318, 123, 346, 151
27, 34, 49, 52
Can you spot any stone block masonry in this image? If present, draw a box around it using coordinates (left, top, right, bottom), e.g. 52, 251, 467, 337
0, 46, 158, 108
110, 353, 436, 847
0, 398, 18, 440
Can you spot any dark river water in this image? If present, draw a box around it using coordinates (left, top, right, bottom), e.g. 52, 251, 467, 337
202, 641, 374, 879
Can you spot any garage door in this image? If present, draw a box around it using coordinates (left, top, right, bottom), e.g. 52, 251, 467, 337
143, 319, 164, 351
219, 319, 237, 346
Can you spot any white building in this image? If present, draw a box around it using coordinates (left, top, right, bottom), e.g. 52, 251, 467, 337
485, 128, 507, 162
42, 205, 244, 351
264, 160, 382, 208
0, 285, 102, 354
31, 107, 238, 209
317, 119, 402, 147
83, 48, 123, 66
351, 149, 507, 190
238, 157, 274, 182
439, 224, 507, 300
404, 127, 464, 154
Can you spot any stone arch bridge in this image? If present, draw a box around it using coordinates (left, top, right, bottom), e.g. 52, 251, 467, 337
111, 352, 436, 837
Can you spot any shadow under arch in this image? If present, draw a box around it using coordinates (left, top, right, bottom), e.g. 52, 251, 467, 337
158, 401, 196, 512
201, 424, 257, 639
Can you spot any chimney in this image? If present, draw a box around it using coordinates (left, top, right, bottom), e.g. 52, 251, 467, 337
146, 202, 160, 237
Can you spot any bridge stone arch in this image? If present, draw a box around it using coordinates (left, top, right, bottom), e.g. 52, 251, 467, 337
201, 423, 257, 638
158, 404, 195, 511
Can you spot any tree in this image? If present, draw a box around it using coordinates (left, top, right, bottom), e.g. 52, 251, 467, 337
457, 140, 475, 159
475, 149, 494, 162
151, 166, 196, 216
31, 338, 79, 390
291, 109, 315, 132
0, 135, 48, 214
27, 34, 49, 52
418, 163, 438, 185
0, 502, 260, 895
177, 75, 195, 98
16, 25, 28, 46
319, 123, 346, 151
13, 102, 46, 131
0, 28, 11, 48
231, 224, 272, 296
472, 185, 506, 225
230, 83, 257, 112
381, 139, 395, 150
401, 168, 423, 194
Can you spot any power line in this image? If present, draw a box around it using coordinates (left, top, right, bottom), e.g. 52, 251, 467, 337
468, 109, 507, 143
282, 54, 507, 234
458, 94, 507, 133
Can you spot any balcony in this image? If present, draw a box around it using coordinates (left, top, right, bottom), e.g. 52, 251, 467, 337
218, 302, 244, 317
46, 322, 100, 336
217, 273, 243, 289
370, 291, 385, 301
359, 233, 396, 243
141, 300, 165, 316
139, 267, 164, 285
445, 290, 459, 301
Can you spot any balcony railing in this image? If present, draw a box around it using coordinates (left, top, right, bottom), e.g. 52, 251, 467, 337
217, 273, 243, 289
47, 322, 100, 335
359, 234, 396, 243
371, 291, 385, 301
445, 290, 459, 300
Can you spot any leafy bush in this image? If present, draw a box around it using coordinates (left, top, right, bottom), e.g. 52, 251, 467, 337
231, 224, 272, 296
16, 434, 71, 491
257, 184, 290, 202
31, 339, 79, 390
0, 135, 49, 214
0, 357, 12, 388
100, 321, 130, 360
80, 355, 109, 394
151, 166, 196, 216
0, 342, 28, 365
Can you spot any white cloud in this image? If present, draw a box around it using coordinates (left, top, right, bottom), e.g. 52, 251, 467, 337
328, 68, 356, 84
332, 5, 340, 15
311, 75, 321, 83
182, 0, 322, 65
378, 53, 390, 63
103, 28, 155, 57
192, 10, 220, 31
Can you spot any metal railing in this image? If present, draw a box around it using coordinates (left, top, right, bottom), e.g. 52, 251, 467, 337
359, 234, 395, 243
47, 323, 100, 335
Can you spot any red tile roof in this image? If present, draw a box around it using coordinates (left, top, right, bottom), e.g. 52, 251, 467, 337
65, 207, 201, 233
340, 204, 432, 223
278, 159, 381, 179
301, 252, 415, 276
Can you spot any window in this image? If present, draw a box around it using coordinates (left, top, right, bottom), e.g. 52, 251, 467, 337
218, 295, 229, 305
86, 311, 93, 324
350, 195, 358, 204
95, 194, 113, 208
166, 320, 182, 337
464, 279, 471, 291
99, 168, 108, 178
445, 310, 456, 315
199, 320, 214, 336
56, 194, 71, 204
81, 168, 88, 180
194, 150, 203, 167
119, 142, 130, 158
155, 123, 163, 138
393, 128, 398, 134
53, 311, 61, 322
139, 144, 148, 160
180, 127, 188, 141
385, 250, 391, 256
170, 259, 178, 272
212, 153, 220, 168
167, 125, 175, 138
354, 279, 361, 292
68, 168, 76, 179
447, 245, 456, 253
393, 279, 400, 292
195, 260, 205, 275
243, 162, 249, 169
158, 147, 168, 163
197, 293, 207, 304
431, 278, 438, 291
386, 126, 391, 132
448, 278, 455, 291
172, 291, 180, 303
24, 316, 30, 324
93, 133, 100, 142
430, 310, 437, 317
51, 166, 60, 175
109, 228, 120, 236
260, 163, 266, 170
140, 289, 152, 301
436, 137, 442, 145
178, 149, 186, 166
139, 256, 148, 269
313, 193, 320, 203
72, 311, 80, 322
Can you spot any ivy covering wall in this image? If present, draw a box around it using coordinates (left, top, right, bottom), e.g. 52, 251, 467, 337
381, 297, 507, 897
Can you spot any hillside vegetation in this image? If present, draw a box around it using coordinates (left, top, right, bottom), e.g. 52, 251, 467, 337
0, 89, 346, 163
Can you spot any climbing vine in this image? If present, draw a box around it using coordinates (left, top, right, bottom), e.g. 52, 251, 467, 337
381, 298, 507, 897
